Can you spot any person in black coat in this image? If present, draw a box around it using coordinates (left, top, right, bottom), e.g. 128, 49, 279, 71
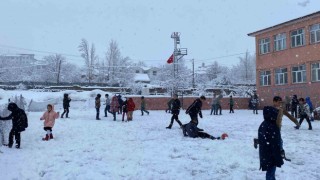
61, 93, 71, 118
182, 121, 220, 140
291, 95, 299, 118
0, 103, 28, 148
185, 95, 206, 126
258, 106, 283, 180
117, 95, 124, 114
166, 94, 183, 129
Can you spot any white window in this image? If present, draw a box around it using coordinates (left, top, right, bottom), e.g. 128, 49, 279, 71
291, 28, 305, 47
274, 33, 286, 51
292, 65, 306, 83
275, 68, 288, 85
310, 23, 320, 44
311, 62, 320, 82
260, 70, 271, 86
259, 38, 270, 54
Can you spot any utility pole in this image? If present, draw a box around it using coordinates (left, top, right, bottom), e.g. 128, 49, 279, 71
170, 32, 187, 93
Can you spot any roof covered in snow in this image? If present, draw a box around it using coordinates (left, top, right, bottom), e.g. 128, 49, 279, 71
134, 73, 150, 82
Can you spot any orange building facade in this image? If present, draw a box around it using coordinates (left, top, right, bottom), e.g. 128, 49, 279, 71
248, 11, 320, 107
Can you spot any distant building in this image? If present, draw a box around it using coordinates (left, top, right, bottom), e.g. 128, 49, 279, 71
0, 54, 49, 72
248, 11, 320, 106
132, 66, 160, 83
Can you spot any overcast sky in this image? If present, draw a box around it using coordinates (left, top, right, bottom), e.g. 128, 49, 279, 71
0, 0, 319, 68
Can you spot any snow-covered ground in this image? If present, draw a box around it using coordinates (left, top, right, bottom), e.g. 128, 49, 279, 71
0, 90, 319, 180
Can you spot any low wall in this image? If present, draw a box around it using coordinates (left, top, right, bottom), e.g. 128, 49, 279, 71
127, 97, 251, 110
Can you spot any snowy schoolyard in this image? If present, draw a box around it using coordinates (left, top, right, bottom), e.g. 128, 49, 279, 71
0, 90, 320, 180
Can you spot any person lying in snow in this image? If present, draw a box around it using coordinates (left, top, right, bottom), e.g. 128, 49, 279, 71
182, 122, 221, 140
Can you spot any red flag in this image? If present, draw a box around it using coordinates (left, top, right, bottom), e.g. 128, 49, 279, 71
167, 54, 173, 64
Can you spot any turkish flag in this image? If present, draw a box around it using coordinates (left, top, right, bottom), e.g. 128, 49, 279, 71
167, 54, 173, 64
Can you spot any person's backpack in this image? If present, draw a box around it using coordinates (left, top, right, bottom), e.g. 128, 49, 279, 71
20, 109, 28, 129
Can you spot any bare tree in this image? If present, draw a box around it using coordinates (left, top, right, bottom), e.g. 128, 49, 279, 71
43, 54, 65, 84
105, 40, 120, 83
230, 51, 256, 84
78, 38, 97, 84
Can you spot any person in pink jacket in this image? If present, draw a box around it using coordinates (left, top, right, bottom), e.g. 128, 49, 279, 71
40, 104, 59, 141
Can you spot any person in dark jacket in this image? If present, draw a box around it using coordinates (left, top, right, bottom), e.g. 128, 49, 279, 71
166, 98, 174, 113
229, 95, 234, 113
117, 95, 124, 114
185, 95, 206, 126
95, 94, 101, 120
61, 93, 71, 118
291, 95, 299, 118
258, 106, 284, 180
166, 94, 183, 129
0, 103, 28, 148
182, 121, 220, 140
251, 94, 259, 114
122, 98, 128, 122
104, 94, 111, 117
140, 96, 150, 116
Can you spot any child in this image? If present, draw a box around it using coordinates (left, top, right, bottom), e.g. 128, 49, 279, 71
140, 96, 150, 116
95, 94, 101, 120
40, 104, 59, 141
296, 98, 312, 130
61, 93, 71, 118
110, 95, 119, 121
122, 98, 128, 121
127, 98, 136, 121
229, 95, 234, 113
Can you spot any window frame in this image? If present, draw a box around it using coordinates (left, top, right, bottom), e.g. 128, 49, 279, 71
291, 28, 305, 48
310, 23, 320, 44
273, 33, 286, 51
259, 38, 270, 55
292, 64, 306, 83
259, 70, 271, 86
274, 67, 288, 85
311, 62, 320, 82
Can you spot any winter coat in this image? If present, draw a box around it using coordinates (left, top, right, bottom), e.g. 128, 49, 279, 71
141, 99, 146, 109
186, 98, 203, 117
110, 96, 119, 113
122, 100, 128, 113
184, 122, 204, 138
171, 99, 181, 114
0, 103, 28, 132
40, 104, 59, 128
118, 96, 123, 107
229, 98, 234, 106
258, 106, 284, 171
127, 98, 135, 111
105, 97, 111, 106
95, 97, 101, 108
63, 96, 71, 109
298, 103, 311, 117
251, 95, 259, 105
291, 95, 299, 110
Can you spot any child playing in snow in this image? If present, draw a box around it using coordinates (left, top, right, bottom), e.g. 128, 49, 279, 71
40, 104, 59, 141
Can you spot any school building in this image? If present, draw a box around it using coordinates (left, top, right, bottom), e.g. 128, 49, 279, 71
248, 11, 320, 107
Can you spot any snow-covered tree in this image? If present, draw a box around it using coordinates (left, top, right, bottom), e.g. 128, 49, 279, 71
78, 38, 98, 84
230, 51, 256, 84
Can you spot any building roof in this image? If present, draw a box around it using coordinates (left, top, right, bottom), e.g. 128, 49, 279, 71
248, 11, 320, 37
134, 73, 150, 82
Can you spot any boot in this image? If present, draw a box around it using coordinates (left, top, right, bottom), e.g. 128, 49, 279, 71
50, 133, 54, 139
166, 125, 172, 129
42, 134, 49, 141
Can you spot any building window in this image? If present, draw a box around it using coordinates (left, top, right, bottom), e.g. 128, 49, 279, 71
292, 64, 306, 83
310, 23, 320, 44
274, 33, 286, 51
135, 70, 139, 73
275, 68, 288, 85
291, 28, 305, 47
143, 70, 148, 74
311, 62, 320, 82
259, 38, 270, 54
259, 70, 271, 86
152, 71, 157, 76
